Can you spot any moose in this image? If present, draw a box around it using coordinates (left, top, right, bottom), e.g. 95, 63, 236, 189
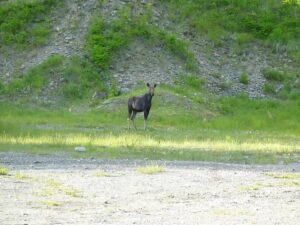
128, 83, 157, 130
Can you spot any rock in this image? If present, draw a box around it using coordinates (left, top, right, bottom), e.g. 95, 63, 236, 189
92, 91, 108, 100
120, 87, 130, 93
75, 146, 86, 152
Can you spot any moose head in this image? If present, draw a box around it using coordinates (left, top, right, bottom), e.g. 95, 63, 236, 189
147, 83, 157, 97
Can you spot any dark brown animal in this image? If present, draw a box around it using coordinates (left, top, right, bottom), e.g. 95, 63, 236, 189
128, 83, 157, 130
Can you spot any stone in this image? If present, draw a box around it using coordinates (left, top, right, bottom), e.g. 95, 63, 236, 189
75, 146, 87, 152
92, 91, 108, 100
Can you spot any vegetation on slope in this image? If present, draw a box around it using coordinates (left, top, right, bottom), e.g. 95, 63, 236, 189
86, 4, 197, 72
0, 0, 61, 48
0, 55, 107, 102
162, 0, 300, 62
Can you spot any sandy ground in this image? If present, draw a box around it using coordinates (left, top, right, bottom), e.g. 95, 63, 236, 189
0, 152, 300, 225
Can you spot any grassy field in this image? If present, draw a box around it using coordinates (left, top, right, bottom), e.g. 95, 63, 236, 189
1, 86, 299, 164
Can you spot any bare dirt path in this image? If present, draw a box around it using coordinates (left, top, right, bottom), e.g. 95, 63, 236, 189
1, 152, 300, 225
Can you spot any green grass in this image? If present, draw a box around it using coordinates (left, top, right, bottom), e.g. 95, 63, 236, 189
0, 0, 61, 48
239, 72, 249, 85
86, 4, 197, 72
4, 55, 107, 101
0, 86, 299, 164
262, 68, 285, 82
163, 0, 300, 63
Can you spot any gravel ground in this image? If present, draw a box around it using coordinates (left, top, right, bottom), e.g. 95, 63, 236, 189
0, 152, 300, 225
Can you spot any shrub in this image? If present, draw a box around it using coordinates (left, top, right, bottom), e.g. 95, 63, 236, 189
6, 55, 64, 95
183, 74, 204, 90
239, 72, 249, 85
263, 83, 276, 94
262, 68, 285, 82
62, 82, 83, 99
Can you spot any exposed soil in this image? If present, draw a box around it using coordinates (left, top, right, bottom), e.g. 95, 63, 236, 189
1, 152, 299, 225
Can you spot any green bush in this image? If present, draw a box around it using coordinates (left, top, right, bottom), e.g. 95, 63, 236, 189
263, 83, 276, 94
262, 68, 285, 82
183, 75, 204, 90
6, 79, 26, 94
86, 18, 128, 69
62, 82, 83, 99
239, 72, 249, 85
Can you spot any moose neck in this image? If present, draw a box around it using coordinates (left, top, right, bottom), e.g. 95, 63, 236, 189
145, 93, 153, 103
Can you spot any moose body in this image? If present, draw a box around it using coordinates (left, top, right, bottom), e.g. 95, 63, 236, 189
128, 83, 157, 130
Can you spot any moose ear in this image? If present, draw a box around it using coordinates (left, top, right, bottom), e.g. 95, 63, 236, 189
154, 84, 157, 88
147, 83, 150, 87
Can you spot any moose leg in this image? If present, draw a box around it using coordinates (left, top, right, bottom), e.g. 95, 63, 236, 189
128, 108, 133, 130
144, 111, 149, 130
131, 111, 137, 130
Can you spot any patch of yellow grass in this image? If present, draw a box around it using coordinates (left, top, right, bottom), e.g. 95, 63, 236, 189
239, 183, 263, 191
0, 166, 8, 175
264, 172, 300, 179
137, 164, 165, 174
45, 179, 83, 197
42, 201, 60, 207
93, 171, 110, 177
14, 172, 32, 180
1, 133, 299, 153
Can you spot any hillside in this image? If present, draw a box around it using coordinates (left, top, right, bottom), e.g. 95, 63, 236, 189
0, 0, 299, 105
0, 0, 300, 166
